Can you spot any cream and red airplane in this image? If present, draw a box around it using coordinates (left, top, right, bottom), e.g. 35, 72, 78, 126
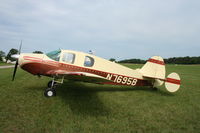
12, 47, 181, 97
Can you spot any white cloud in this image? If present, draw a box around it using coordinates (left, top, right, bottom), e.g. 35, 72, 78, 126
0, 0, 200, 59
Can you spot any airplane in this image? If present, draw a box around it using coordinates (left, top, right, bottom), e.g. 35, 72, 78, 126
12, 46, 181, 97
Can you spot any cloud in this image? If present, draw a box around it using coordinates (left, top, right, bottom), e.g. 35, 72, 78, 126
0, 0, 200, 59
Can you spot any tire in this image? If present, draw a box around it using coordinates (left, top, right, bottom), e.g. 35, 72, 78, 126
44, 88, 56, 97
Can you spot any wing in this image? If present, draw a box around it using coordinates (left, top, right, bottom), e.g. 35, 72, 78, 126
46, 70, 110, 83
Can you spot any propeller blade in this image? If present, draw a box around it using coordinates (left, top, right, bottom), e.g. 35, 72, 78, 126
19, 40, 22, 54
12, 60, 18, 81
12, 40, 22, 81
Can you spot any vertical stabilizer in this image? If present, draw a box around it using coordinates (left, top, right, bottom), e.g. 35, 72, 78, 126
140, 56, 166, 80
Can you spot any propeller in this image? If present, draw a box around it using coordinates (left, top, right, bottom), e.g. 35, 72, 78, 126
12, 40, 22, 81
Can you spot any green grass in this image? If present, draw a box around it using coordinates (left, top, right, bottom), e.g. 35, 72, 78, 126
0, 64, 200, 133
0, 62, 12, 66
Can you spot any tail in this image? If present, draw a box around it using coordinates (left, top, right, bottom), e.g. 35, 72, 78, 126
140, 56, 181, 92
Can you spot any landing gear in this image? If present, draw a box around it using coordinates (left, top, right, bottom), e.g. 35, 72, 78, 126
44, 79, 57, 97
44, 76, 64, 97
151, 80, 158, 91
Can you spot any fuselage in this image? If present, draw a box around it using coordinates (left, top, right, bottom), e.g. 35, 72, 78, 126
18, 49, 152, 86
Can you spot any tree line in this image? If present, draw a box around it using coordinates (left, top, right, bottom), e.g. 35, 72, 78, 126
164, 56, 200, 64
117, 56, 200, 64
118, 59, 146, 64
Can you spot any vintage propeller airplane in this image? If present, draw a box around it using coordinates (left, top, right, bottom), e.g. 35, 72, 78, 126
12, 44, 181, 97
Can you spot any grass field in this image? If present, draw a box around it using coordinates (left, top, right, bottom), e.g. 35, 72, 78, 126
0, 62, 11, 66
0, 64, 200, 133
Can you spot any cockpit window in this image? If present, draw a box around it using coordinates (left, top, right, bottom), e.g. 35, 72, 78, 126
62, 52, 75, 64
84, 56, 94, 67
46, 50, 61, 61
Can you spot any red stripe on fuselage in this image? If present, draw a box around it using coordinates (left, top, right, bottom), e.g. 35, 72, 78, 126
166, 78, 180, 85
24, 58, 43, 62
23, 56, 58, 66
23, 56, 43, 60
148, 58, 165, 65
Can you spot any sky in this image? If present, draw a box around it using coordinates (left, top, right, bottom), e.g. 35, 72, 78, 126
0, 0, 200, 60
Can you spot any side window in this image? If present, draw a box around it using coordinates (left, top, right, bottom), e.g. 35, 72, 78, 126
84, 56, 94, 67
62, 52, 75, 64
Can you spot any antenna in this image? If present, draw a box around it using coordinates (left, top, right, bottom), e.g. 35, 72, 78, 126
88, 50, 95, 55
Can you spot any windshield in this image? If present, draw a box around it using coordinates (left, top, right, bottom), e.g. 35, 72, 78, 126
46, 50, 61, 61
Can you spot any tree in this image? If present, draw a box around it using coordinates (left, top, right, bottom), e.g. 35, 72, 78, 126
109, 58, 116, 62
6, 48, 18, 62
0, 51, 6, 61
164, 56, 200, 64
118, 58, 146, 64
33, 51, 43, 54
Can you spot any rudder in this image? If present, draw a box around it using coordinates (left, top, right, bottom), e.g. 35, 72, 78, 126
140, 56, 166, 80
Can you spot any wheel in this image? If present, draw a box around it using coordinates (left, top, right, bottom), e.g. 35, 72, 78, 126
44, 88, 56, 97
47, 81, 57, 88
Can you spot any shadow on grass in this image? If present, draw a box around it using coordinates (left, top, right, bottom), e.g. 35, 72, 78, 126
58, 81, 111, 116
27, 80, 174, 116
57, 81, 173, 116
58, 81, 174, 96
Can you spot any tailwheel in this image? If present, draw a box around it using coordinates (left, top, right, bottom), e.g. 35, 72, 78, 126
47, 80, 57, 88
44, 88, 56, 97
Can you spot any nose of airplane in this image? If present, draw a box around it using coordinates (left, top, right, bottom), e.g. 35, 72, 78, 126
11, 54, 20, 59
18, 53, 45, 75
18, 54, 24, 66
16, 53, 43, 68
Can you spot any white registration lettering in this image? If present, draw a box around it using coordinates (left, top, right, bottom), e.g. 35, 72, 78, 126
117, 76, 123, 83
122, 77, 128, 84
106, 74, 113, 80
127, 78, 133, 85
131, 79, 138, 86
106, 74, 138, 86
113, 75, 118, 82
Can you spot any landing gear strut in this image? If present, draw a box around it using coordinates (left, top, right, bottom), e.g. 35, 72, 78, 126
47, 80, 57, 88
